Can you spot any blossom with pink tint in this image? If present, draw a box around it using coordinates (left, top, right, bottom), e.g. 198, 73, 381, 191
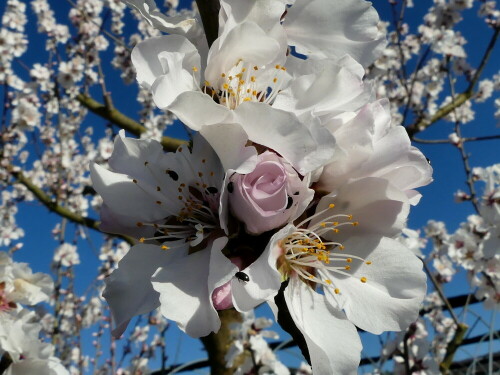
228, 151, 313, 235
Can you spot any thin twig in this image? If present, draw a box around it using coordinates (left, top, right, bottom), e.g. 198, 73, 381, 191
422, 261, 461, 326
446, 64, 481, 214
413, 134, 500, 144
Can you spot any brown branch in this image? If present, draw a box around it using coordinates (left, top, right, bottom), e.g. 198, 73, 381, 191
0, 353, 12, 375
413, 134, 500, 144
195, 0, 221, 48
10, 169, 135, 245
76, 93, 187, 152
200, 309, 243, 375
440, 323, 469, 374
407, 27, 500, 137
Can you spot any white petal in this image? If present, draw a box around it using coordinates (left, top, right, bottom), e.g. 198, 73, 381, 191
90, 163, 171, 221
108, 130, 163, 179
231, 226, 288, 311
285, 0, 386, 66
123, 0, 198, 34
199, 123, 258, 174
315, 177, 410, 243
205, 22, 282, 85
274, 56, 372, 119
131, 34, 200, 90
102, 244, 180, 337
234, 102, 335, 174
219, 0, 288, 54
168, 91, 233, 129
284, 279, 361, 375
152, 237, 233, 337
324, 236, 427, 334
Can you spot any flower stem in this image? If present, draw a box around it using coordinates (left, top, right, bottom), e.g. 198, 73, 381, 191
200, 309, 242, 375
195, 0, 220, 47
439, 323, 468, 374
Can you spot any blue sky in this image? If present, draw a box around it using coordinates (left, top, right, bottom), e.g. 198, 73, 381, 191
2, 0, 499, 373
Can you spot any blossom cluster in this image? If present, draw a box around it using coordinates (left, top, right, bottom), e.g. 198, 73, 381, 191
0, 0, 498, 373
89, 0, 435, 373
0, 252, 68, 375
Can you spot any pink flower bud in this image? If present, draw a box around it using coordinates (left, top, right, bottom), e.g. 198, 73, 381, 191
228, 151, 311, 234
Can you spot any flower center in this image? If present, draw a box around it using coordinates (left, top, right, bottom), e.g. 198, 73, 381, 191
132, 154, 221, 249
0, 282, 16, 312
196, 59, 287, 110
278, 204, 371, 294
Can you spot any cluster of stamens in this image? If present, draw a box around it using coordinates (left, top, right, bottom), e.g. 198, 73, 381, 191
194, 59, 287, 109
280, 204, 371, 294
131, 152, 220, 249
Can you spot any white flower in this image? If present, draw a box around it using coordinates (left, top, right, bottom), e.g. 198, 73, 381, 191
0, 310, 69, 375
131, 25, 335, 174
93, 131, 280, 338
0, 252, 53, 307
53, 243, 80, 267
317, 100, 433, 206
258, 217, 426, 374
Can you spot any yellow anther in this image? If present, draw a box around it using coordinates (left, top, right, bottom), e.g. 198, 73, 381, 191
366, 261, 372, 265
223, 83, 229, 90
136, 222, 143, 227
320, 222, 327, 227
332, 229, 339, 233
273, 78, 278, 83
253, 66, 259, 70
161, 245, 169, 250
247, 89, 251, 93
345, 265, 351, 270
252, 90, 257, 96
275, 64, 281, 69
139, 237, 145, 243
360, 277, 367, 283
198, 172, 203, 177
325, 279, 332, 285
308, 275, 314, 279
221, 73, 226, 78
241, 68, 246, 72
352, 221, 359, 226
243, 97, 251, 101
250, 76, 256, 82
239, 79, 245, 85
192, 66, 198, 72
178, 196, 183, 200
204, 80, 210, 86
132, 179, 138, 183
281, 66, 287, 71
346, 258, 352, 263
329, 204, 335, 209
347, 215, 353, 220
334, 288, 340, 294
228, 75, 233, 80
332, 222, 339, 226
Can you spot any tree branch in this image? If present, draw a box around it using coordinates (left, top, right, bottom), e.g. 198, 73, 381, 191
76, 94, 187, 152
10, 169, 135, 245
406, 26, 500, 137
440, 323, 469, 374
195, 0, 220, 48
413, 134, 500, 144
